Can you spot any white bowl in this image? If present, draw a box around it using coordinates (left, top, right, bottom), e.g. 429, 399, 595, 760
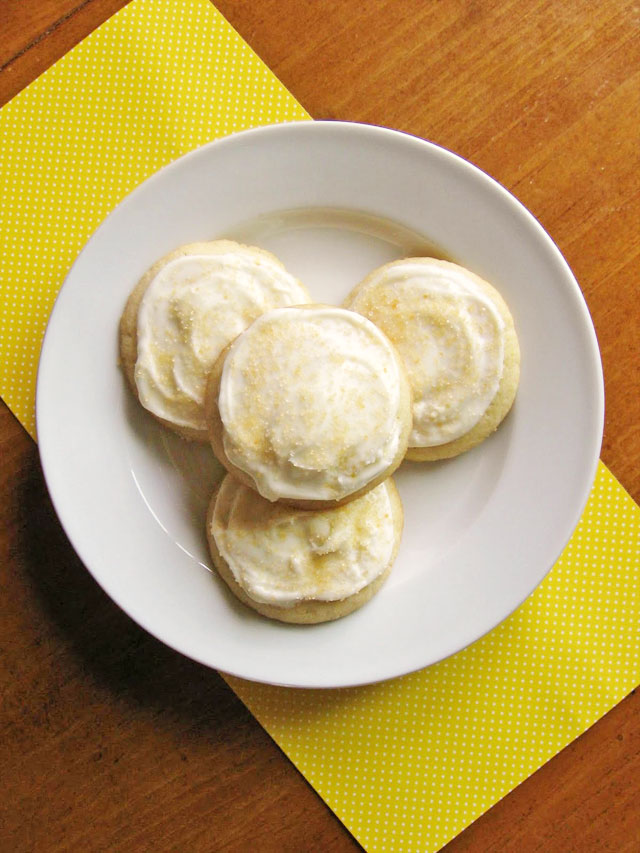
37, 122, 604, 688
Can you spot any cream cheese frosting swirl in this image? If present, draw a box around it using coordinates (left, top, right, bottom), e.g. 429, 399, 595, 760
218, 305, 409, 502
210, 476, 397, 605
345, 258, 506, 447
134, 244, 309, 432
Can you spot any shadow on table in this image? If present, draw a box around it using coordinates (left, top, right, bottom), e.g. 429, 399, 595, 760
18, 448, 246, 726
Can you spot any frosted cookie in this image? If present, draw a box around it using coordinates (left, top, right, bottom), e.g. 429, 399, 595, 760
207, 474, 403, 624
344, 258, 520, 460
205, 305, 412, 508
119, 241, 310, 441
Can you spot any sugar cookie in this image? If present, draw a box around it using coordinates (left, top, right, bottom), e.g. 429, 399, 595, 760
344, 258, 520, 460
119, 241, 310, 440
207, 474, 403, 624
205, 304, 412, 508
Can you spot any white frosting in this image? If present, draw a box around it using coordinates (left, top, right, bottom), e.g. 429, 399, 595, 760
218, 306, 406, 501
348, 260, 505, 447
211, 476, 396, 605
134, 248, 309, 431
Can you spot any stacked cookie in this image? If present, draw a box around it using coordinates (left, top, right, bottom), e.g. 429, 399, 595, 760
120, 240, 519, 623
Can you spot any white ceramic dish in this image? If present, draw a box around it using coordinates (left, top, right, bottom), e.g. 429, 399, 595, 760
37, 121, 604, 688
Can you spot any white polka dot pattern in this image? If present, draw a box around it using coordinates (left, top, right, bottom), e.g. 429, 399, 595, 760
226, 461, 640, 852
0, 0, 309, 437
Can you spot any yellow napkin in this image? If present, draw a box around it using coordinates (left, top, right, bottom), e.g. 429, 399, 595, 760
1, 2, 638, 852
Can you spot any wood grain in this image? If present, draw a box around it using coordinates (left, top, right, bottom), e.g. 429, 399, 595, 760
1, 0, 638, 850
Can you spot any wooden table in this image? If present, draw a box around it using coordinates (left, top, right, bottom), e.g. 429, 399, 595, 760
2, 1, 639, 850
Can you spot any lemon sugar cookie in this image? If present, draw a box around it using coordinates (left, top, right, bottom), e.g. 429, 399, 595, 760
205, 305, 412, 508
207, 475, 403, 624
344, 258, 520, 460
119, 241, 310, 441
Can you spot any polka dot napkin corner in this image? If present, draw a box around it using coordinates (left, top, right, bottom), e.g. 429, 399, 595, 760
226, 461, 640, 852
1, 2, 638, 853
0, 0, 308, 438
